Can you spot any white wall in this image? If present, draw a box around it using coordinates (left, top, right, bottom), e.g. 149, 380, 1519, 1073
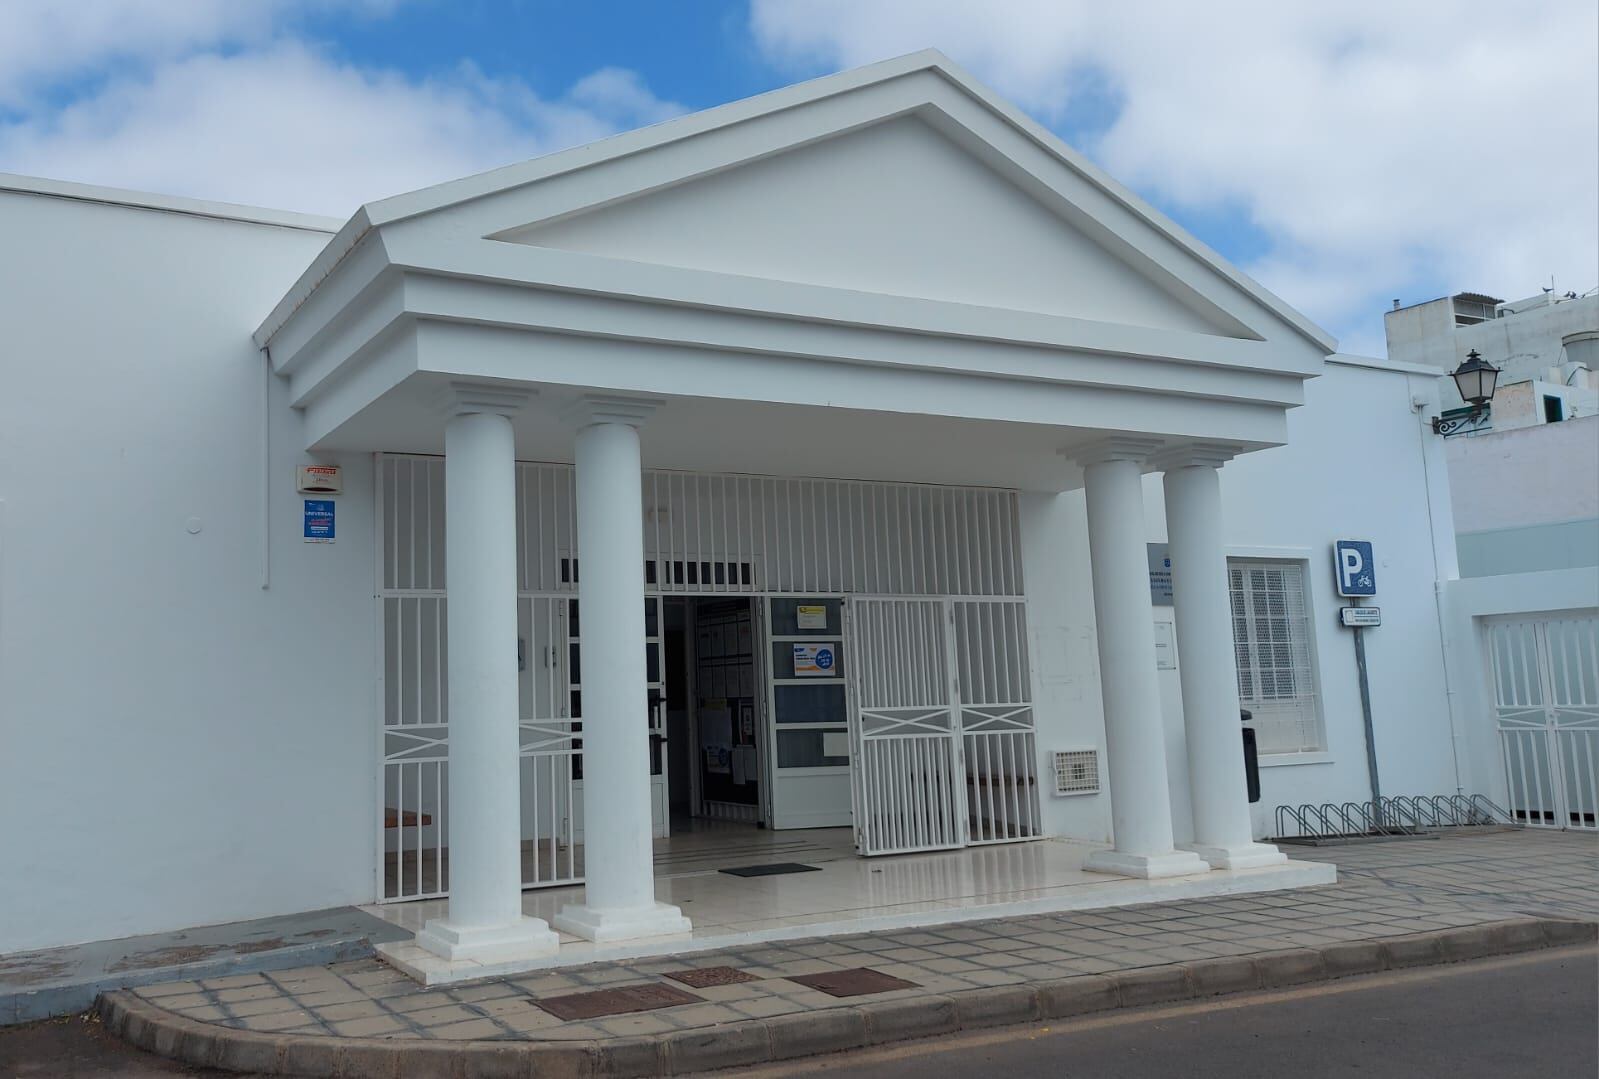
1022, 357, 1466, 846
0, 189, 377, 952
1163, 359, 1464, 835
1446, 415, 1599, 533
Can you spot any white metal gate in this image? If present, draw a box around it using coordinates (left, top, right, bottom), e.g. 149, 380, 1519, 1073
846, 597, 1041, 855
379, 453, 1028, 898
1487, 614, 1599, 830
848, 598, 965, 855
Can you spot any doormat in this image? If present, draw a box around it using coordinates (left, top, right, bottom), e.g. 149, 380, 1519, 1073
784, 967, 920, 998
534, 982, 702, 1021
718, 862, 824, 878
662, 965, 760, 988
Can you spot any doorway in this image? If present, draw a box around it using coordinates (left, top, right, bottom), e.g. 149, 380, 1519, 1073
665, 597, 765, 828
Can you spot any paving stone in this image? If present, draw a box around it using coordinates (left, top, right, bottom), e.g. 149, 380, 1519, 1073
214, 984, 281, 1004
1112, 965, 1194, 1007
1254, 948, 1328, 987
280, 1035, 340, 1078
950, 985, 1040, 1028
662, 1020, 771, 1072
429, 1018, 505, 1040
859, 994, 958, 1044
332, 1015, 408, 1037
407, 1004, 480, 1027
765, 1007, 869, 1060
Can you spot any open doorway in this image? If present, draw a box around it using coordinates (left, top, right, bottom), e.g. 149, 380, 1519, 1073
664, 597, 765, 831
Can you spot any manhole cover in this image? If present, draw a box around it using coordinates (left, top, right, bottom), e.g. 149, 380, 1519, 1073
719, 863, 823, 878
663, 965, 759, 988
535, 982, 702, 1021
785, 968, 919, 998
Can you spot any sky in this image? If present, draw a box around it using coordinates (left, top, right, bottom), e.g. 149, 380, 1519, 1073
2, 1, 1595, 356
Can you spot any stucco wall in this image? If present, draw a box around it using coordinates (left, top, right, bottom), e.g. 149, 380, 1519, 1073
0, 189, 376, 952
1193, 360, 1464, 835
1019, 358, 1465, 845
1446, 415, 1599, 533
0, 187, 1477, 952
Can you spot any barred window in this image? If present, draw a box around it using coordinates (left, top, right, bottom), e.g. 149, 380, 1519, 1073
1229, 560, 1323, 754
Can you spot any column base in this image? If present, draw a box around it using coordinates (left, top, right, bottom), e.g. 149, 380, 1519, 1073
415, 915, 560, 964
553, 902, 692, 944
1084, 848, 1212, 880
1181, 841, 1289, 870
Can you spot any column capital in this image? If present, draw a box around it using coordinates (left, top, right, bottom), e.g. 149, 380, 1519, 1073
435, 379, 533, 418
1064, 435, 1165, 469
561, 393, 663, 429
1153, 442, 1243, 472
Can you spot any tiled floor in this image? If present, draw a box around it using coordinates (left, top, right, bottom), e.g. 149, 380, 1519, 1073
383, 819, 856, 898
367, 830, 1333, 981
134, 829, 1598, 1044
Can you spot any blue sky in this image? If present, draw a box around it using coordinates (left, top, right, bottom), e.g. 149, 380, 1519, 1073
2, 1, 1594, 355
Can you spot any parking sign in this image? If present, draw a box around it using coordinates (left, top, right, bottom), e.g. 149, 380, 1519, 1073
1333, 539, 1375, 597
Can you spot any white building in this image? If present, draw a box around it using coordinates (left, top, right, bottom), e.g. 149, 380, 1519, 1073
1385, 290, 1599, 578
2, 52, 1595, 979
1386, 290, 1599, 426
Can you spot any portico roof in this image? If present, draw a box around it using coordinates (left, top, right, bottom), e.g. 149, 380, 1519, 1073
256, 49, 1338, 490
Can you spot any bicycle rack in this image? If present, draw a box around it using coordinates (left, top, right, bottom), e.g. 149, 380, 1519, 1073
1274, 793, 1517, 844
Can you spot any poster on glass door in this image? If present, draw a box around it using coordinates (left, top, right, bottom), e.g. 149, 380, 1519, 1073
792, 642, 836, 676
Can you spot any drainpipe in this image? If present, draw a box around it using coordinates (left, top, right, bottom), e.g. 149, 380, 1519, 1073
261, 347, 272, 591
1411, 379, 1465, 792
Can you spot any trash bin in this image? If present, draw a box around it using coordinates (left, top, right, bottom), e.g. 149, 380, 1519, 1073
1241, 709, 1260, 804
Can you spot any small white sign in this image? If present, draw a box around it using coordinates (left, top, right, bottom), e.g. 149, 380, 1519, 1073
796, 604, 828, 630
297, 464, 342, 494
1340, 606, 1382, 627
1152, 621, 1177, 670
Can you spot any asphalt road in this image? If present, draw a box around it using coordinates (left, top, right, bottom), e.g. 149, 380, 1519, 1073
735, 945, 1599, 1079
2, 946, 1593, 1077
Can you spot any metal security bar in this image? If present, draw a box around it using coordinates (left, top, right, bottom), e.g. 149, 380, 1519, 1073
955, 599, 1041, 844
377, 454, 1029, 900
1487, 615, 1599, 831
517, 595, 582, 887
848, 598, 967, 856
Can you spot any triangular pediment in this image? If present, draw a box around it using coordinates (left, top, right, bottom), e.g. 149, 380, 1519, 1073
493, 116, 1246, 337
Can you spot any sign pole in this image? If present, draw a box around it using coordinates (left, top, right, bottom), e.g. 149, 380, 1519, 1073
1333, 539, 1382, 829
1351, 623, 1383, 827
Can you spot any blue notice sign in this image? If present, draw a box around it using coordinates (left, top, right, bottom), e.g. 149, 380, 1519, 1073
304, 499, 335, 543
1333, 539, 1375, 597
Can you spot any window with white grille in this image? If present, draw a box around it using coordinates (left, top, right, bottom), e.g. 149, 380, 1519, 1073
1228, 560, 1323, 755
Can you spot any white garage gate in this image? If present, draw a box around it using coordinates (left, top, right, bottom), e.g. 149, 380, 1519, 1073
1486, 614, 1599, 831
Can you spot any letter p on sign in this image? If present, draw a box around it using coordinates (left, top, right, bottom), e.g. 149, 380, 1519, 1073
1334, 539, 1376, 597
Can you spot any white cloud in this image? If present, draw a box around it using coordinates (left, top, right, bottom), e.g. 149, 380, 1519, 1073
0, 5, 683, 218
749, 1, 1599, 351
0, 0, 392, 107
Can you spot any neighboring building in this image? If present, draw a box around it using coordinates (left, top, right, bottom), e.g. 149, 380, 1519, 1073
1385, 289, 1599, 578
1386, 289, 1599, 428
2, 52, 1595, 980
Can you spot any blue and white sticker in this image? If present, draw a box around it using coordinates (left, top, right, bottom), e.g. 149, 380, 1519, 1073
793, 642, 837, 677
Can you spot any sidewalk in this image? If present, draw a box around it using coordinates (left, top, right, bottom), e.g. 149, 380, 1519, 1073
102, 830, 1598, 1076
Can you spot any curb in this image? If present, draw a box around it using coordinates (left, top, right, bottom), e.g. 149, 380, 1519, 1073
99, 917, 1597, 1078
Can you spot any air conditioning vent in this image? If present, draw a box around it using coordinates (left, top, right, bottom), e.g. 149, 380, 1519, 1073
1052, 749, 1100, 796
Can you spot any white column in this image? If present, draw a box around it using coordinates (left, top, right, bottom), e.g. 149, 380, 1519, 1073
1162, 449, 1287, 869
553, 396, 690, 944
1077, 439, 1210, 879
417, 383, 559, 963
